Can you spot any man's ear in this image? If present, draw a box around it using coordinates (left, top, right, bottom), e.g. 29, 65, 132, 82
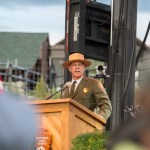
83, 67, 85, 72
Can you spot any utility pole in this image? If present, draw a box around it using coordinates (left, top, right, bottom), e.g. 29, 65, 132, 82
109, 0, 137, 130
41, 37, 50, 83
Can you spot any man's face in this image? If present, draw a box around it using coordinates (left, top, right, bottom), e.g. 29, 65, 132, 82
68, 62, 85, 80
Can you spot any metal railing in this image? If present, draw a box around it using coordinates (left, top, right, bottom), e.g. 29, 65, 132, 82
0, 61, 41, 95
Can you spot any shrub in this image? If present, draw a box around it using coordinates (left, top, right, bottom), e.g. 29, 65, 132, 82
71, 130, 109, 150
30, 77, 49, 99
30, 77, 61, 99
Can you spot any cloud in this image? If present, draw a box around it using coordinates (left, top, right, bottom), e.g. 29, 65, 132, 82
137, 12, 150, 45
99, 0, 150, 13
138, 0, 150, 13
1, 0, 149, 14
0, 0, 65, 8
97, 0, 111, 5
0, 25, 10, 30
0, 5, 65, 45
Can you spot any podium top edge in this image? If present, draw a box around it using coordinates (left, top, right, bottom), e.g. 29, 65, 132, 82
26, 98, 106, 124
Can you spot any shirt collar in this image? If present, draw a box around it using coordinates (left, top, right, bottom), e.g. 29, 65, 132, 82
71, 76, 83, 85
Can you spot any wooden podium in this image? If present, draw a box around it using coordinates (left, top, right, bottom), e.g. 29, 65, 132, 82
29, 98, 106, 150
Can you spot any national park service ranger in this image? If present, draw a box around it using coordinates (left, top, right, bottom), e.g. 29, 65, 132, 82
61, 52, 112, 120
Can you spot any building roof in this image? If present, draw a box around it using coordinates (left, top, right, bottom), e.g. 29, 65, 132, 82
0, 32, 49, 68
50, 38, 65, 59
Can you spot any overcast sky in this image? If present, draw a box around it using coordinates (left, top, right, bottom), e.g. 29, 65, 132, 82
0, 0, 149, 45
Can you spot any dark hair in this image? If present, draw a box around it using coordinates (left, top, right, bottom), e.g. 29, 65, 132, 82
108, 114, 150, 150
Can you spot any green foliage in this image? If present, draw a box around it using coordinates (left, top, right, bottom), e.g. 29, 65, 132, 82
49, 88, 61, 99
30, 77, 61, 99
31, 77, 49, 99
71, 130, 109, 150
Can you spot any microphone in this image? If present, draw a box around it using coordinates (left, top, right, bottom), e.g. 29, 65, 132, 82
45, 82, 71, 100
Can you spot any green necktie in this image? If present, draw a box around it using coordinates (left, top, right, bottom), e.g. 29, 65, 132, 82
70, 81, 76, 97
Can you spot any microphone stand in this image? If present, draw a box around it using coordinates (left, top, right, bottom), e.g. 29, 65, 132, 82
45, 86, 67, 100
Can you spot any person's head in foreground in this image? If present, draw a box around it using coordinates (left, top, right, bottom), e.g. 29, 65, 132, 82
108, 114, 150, 150
0, 93, 37, 150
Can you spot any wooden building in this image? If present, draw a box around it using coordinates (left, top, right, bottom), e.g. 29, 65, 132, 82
0, 32, 50, 90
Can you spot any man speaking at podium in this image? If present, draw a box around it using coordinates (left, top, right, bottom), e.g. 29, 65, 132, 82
61, 52, 112, 120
